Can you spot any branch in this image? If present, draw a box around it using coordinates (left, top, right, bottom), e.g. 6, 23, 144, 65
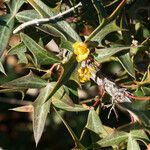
13, 2, 82, 34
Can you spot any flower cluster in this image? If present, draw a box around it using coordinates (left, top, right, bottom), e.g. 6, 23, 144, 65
78, 66, 95, 83
73, 41, 89, 62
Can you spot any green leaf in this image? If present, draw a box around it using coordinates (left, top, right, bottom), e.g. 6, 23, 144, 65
16, 10, 39, 22
130, 129, 149, 140
118, 52, 135, 78
0, 60, 6, 75
0, 71, 47, 89
27, 0, 81, 42
0, 14, 15, 55
16, 10, 66, 38
94, 46, 130, 62
97, 131, 128, 147
52, 97, 88, 112
86, 109, 108, 138
8, 42, 28, 64
33, 84, 52, 146
21, 33, 60, 65
6, 0, 26, 14
60, 37, 73, 52
86, 20, 121, 46
127, 135, 140, 150
0, 0, 25, 55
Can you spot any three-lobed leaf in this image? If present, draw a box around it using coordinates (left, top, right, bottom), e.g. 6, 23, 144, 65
0, 71, 47, 89
86, 20, 121, 46
21, 33, 60, 66
94, 46, 130, 62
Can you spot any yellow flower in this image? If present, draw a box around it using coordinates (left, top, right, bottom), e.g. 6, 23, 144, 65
73, 42, 89, 62
78, 66, 95, 83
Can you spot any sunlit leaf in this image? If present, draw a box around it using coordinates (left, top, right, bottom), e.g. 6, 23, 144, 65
130, 129, 149, 140
127, 135, 140, 150
97, 131, 128, 147
10, 104, 33, 112
0, 60, 6, 75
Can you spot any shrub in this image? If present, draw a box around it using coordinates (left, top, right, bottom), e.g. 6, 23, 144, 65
0, 0, 150, 149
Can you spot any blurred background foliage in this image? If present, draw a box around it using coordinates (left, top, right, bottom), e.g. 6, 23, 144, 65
0, 0, 150, 149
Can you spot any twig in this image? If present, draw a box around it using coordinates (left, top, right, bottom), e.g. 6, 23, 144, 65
13, 2, 82, 34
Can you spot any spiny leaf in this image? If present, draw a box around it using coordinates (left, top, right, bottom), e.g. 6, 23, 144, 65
94, 46, 130, 62
0, 71, 47, 89
21, 33, 60, 65
86, 20, 121, 46
32, 83, 67, 146
10, 104, 33, 112
86, 109, 108, 138
0, 60, 6, 75
33, 83, 53, 146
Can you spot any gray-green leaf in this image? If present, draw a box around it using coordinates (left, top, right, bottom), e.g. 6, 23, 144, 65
0, 71, 47, 89
94, 46, 130, 62
21, 33, 60, 65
